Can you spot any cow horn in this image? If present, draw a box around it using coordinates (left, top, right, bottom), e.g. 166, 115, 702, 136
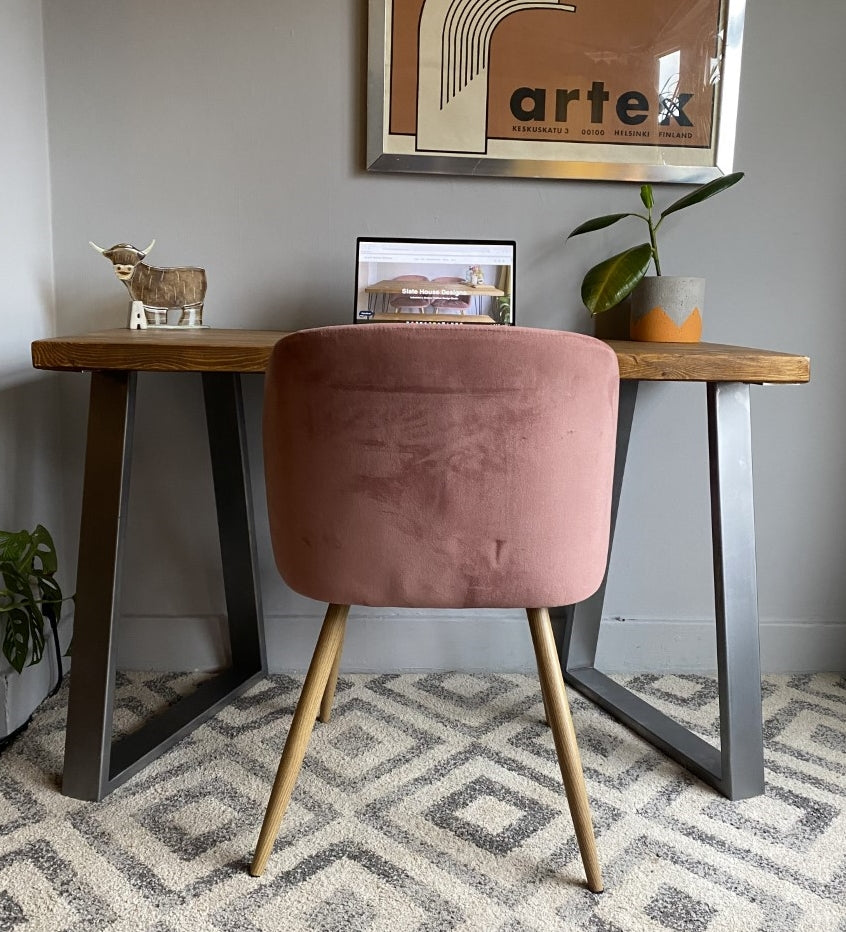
89, 241, 107, 254
141, 238, 156, 257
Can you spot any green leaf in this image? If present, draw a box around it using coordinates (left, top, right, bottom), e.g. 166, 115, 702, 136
1, 554, 45, 671
0, 530, 32, 567
1, 561, 33, 603
28, 605, 45, 666
1, 525, 68, 673
2, 605, 30, 673
567, 213, 643, 239
31, 524, 58, 575
660, 171, 744, 220
37, 574, 63, 627
581, 243, 653, 315
640, 185, 654, 210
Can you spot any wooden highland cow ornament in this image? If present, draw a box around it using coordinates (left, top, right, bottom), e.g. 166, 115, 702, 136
90, 239, 208, 329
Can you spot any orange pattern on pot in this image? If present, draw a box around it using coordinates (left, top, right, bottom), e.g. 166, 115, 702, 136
630, 306, 702, 343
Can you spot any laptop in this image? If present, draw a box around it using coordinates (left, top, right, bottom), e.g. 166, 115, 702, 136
355, 237, 515, 325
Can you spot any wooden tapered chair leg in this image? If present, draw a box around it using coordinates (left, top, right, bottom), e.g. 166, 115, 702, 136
527, 607, 603, 894
541, 690, 551, 728
250, 603, 350, 877
318, 623, 346, 724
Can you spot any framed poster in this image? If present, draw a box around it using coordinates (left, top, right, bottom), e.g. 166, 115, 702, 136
367, 0, 746, 183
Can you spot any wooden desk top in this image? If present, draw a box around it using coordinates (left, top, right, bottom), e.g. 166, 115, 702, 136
31, 329, 810, 383
604, 340, 810, 383
31, 328, 293, 374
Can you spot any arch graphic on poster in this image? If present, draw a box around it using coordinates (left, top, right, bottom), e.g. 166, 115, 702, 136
416, 0, 576, 154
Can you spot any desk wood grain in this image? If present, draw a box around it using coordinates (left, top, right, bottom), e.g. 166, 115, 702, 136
31, 329, 810, 383
605, 340, 810, 383
31, 329, 294, 373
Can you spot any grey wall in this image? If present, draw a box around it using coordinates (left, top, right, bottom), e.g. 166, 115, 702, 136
0, 1, 68, 731
39, 0, 846, 673
0, 1, 60, 532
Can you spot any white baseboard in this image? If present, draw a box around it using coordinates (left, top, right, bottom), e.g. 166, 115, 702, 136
115, 612, 846, 674
117, 615, 232, 670
595, 618, 846, 673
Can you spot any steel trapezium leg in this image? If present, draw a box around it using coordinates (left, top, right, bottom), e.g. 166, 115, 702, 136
201, 372, 267, 677
63, 371, 268, 800
104, 373, 268, 789
552, 380, 638, 666
559, 380, 765, 800
708, 381, 764, 799
62, 371, 137, 801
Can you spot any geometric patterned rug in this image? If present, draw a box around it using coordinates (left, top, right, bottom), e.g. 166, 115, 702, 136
1, 672, 844, 931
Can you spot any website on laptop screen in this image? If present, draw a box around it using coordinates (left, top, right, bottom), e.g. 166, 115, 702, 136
355, 238, 515, 325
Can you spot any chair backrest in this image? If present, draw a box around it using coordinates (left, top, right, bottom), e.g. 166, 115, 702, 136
263, 325, 619, 609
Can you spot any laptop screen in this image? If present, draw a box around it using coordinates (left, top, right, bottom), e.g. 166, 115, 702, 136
355, 237, 516, 325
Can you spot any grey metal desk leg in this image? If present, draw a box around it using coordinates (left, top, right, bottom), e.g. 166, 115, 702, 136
63, 371, 137, 800
201, 372, 267, 677
708, 381, 765, 799
63, 371, 267, 801
558, 380, 765, 800
553, 381, 639, 665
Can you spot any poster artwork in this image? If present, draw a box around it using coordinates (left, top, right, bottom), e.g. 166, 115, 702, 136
372, 0, 735, 179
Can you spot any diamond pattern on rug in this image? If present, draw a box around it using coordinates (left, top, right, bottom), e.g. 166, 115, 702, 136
212, 841, 461, 932
363, 673, 542, 739
765, 697, 846, 778
301, 696, 445, 792
0, 838, 119, 929
1, 672, 845, 931
0, 776, 45, 837
617, 674, 721, 742
425, 775, 557, 855
702, 784, 839, 850
645, 885, 717, 932
65, 747, 339, 909
137, 776, 264, 859
0, 890, 25, 930
308, 886, 376, 931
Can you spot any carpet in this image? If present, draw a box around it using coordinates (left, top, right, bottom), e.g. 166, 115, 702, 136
1, 671, 844, 931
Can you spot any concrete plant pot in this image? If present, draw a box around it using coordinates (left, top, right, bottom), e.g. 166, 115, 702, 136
630, 276, 704, 342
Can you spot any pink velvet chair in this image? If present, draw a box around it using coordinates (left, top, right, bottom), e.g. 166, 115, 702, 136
388, 273, 430, 313
251, 324, 619, 892
429, 275, 471, 314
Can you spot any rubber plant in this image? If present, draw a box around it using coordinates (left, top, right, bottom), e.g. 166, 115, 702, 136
567, 171, 744, 315
0, 525, 67, 694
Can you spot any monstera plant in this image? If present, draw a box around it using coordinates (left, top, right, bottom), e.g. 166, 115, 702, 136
0, 525, 67, 686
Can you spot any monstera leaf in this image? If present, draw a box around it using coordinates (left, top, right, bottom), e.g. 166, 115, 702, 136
0, 525, 67, 678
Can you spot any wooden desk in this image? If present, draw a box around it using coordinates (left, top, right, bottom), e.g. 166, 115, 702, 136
33, 329, 807, 381
32, 329, 810, 801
